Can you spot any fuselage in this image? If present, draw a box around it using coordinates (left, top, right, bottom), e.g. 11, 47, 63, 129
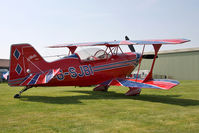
42, 52, 141, 86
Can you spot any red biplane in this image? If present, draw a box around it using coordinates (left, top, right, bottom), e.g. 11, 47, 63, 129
8, 36, 190, 98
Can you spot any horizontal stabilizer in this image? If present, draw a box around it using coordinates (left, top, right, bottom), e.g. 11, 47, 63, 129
20, 68, 60, 86
101, 78, 179, 90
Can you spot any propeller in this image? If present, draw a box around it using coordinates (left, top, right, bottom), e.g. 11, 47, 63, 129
125, 36, 135, 52
125, 36, 157, 59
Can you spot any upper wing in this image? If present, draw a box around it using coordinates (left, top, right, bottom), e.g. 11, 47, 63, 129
101, 78, 179, 90
48, 39, 190, 48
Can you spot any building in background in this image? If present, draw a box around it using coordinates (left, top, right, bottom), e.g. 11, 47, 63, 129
0, 59, 9, 82
139, 48, 199, 80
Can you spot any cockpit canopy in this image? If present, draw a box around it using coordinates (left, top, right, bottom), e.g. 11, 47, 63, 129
76, 48, 110, 61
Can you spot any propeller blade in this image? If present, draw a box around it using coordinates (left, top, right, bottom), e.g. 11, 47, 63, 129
125, 36, 130, 40
125, 36, 135, 52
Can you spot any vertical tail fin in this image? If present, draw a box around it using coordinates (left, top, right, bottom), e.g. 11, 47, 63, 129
9, 44, 47, 86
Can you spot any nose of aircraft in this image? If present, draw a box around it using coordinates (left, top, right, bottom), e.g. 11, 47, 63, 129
136, 53, 141, 60
135, 53, 142, 64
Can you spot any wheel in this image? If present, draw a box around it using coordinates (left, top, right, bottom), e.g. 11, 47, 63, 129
14, 94, 20, 98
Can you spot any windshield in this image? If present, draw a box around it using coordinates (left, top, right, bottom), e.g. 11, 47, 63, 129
76, 48, 109, 61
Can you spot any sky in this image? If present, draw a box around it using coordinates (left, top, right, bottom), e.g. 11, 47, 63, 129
0, 0, 198, 60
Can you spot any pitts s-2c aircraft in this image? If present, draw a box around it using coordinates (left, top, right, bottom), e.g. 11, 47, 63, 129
8, 36, 190, 98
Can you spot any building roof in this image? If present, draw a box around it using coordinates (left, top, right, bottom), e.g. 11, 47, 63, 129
145, 47, 199, 55
0, 59, 9, 68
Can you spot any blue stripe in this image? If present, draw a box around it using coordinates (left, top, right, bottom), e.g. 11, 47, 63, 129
94, 59, 137, 69
8, 81, 24, 85
129, 40, 166, 44
19, 74, 31, 85
101, 80, 112, 86
64, 54, 79, 59
46, 70, 53, 83
8, 77, 26, 82
117, 79, 161, 89
28, 74, 40, 85
94, 64, 130, 72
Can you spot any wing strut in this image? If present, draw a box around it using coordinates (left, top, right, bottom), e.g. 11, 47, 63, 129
68, 46, 77, 55
143, 44, 162, 82
136, 44, 145, 81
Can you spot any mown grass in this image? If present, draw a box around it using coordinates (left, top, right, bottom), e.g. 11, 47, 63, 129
0, 80, 199, 133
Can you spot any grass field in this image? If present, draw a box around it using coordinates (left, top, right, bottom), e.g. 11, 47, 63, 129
0, 81, 199, 133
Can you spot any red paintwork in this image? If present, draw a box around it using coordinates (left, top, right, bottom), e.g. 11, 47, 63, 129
143, 44, 162, 82
46, 53, 138, 86
9, 38, 190, 93
128, 79, 178, 90
9, 44, 139, 87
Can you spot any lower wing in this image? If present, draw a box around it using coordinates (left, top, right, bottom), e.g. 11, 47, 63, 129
101, 78, 179, 90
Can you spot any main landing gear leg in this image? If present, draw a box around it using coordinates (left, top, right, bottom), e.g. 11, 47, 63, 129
14, 86, 32, 98
93, 85, 109, 92
125, 87, 141, 96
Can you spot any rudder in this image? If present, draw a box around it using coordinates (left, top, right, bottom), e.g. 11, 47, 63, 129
8, 44, 47, 86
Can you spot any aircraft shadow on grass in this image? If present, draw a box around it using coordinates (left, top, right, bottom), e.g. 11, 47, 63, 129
20, 90, 199, 106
